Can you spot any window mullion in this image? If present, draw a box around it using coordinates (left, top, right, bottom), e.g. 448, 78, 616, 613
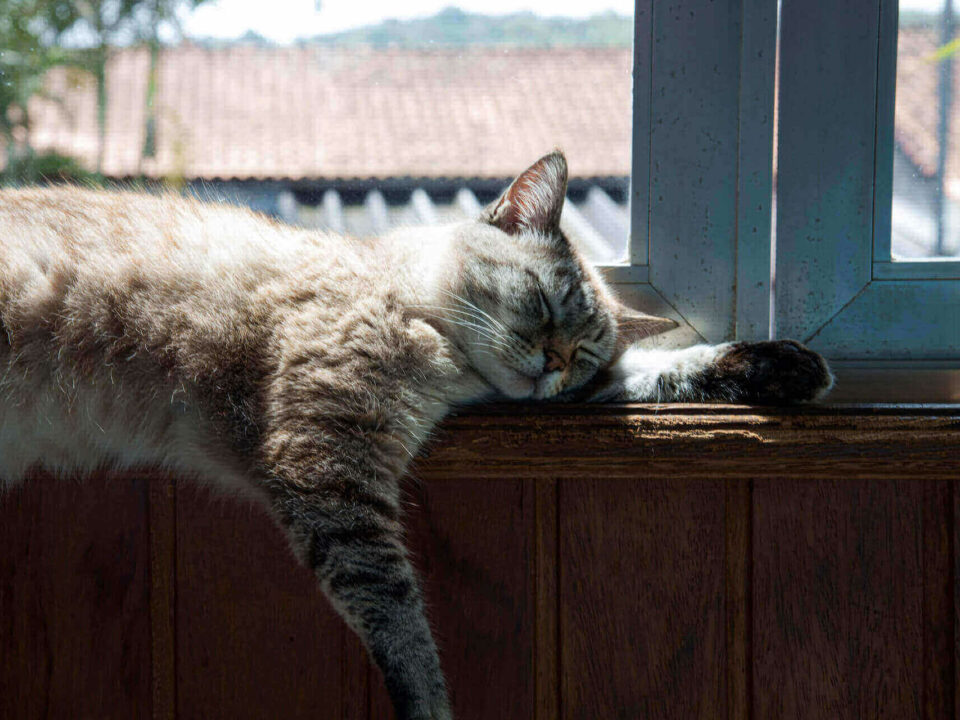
735, 0, 778, 341
629, 1, 654, 267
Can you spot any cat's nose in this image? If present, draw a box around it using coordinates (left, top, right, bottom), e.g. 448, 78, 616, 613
544, 349, 566, 373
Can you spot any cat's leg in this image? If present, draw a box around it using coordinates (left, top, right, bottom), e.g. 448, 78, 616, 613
262, 443, 451, 720
589, 340, 833, 403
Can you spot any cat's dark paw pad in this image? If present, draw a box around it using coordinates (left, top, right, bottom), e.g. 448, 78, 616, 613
717, 340, 834, 403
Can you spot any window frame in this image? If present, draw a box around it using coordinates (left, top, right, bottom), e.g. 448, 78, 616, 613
774, 0, 959, 363
611, 0, 958, 400
596, 0, 778, 347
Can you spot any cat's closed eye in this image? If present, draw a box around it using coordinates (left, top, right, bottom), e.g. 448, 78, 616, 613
536, 286, 554, 327
575, 345, 605, 366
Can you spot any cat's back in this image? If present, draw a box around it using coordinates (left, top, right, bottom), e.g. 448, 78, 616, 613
0, 185, 323, 290
0, 187, 440, 481
0, 187, 345, 481
0, 186, 353, 352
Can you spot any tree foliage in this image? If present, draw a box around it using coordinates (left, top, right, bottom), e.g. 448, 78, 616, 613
1, 0, 206, 180
0, 0, 80, 167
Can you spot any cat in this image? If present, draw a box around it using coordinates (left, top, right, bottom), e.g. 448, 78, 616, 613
0, 151, 832, 720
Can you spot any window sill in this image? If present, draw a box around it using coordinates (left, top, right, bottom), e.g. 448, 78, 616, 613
827, 362, 960, 403
419, 403, 960, 479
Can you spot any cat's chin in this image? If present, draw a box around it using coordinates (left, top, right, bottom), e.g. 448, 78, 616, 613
483, 365, 537, 400
492, 368, 570, 401
532, 370, 568, 400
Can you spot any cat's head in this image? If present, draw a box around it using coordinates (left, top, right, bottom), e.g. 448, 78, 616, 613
443, 150, 676, 399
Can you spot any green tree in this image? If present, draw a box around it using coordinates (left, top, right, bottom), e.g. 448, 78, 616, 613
65, 0, 206, 173
310, 8, 633, 48
139, 0, 206, 167
1, 0, 206, 179
0, 0, 79, 170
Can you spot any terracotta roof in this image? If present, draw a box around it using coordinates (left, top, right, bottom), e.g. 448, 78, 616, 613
20, 33, 949, 186
24, 45, 632, 180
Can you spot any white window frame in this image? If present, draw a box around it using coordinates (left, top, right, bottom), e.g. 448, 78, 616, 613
775, 0, 959, 362
599, 0, 777, 348
610, 0, 959, 399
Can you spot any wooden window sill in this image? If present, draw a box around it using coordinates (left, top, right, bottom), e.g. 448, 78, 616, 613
421, 403, 960, 478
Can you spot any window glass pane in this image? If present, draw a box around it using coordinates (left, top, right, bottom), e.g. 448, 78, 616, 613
1, 1, 634, 263
893, 0, 960, 257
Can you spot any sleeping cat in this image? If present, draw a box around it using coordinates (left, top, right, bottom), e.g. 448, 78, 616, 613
0, 151, 831, 720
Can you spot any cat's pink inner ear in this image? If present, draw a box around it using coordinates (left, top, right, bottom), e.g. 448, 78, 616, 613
615, 306, 679, 353
484, 151, 568, 235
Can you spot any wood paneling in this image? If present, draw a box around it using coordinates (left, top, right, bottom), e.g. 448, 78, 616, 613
369, 477, 536, 720
923, 479, 954, 720
149, 475, 177, 720
554, 474, 751, 718
559, 477, 728, 719
534, 478, 559, 720
2, 407, 959, 719
174, 485, 348, 719
0, 472, 152, 720
753, 478, 926, 719
955, 478, 960, 720
725, 478, 751, 720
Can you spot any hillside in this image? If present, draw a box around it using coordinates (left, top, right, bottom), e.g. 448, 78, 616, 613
305, 7, 632, 48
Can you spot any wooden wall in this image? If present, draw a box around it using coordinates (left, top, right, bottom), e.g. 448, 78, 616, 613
2, 405, 958, 719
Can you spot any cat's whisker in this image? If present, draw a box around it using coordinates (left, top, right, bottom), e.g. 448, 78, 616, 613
439, 289, 509, 333
447, 322, 507, 348
412, 303, 506, 337
430, 315, 510, 351
412, 303, 518, 357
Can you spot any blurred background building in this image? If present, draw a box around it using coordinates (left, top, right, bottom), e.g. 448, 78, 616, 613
2, 1, 958, 258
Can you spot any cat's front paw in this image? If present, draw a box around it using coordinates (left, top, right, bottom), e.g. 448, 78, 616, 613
714, 340, 834, 403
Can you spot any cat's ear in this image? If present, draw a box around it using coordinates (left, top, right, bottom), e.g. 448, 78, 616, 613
614, 303, 678, 354
482, 150, 568, 235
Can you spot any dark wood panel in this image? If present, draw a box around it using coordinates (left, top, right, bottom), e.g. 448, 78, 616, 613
559, 477, 729, 720
174, 484, 349, 720
149, 475, 177, 720
725, 478, 750, 720
369, 476, 536, 720
753, 478, 928, 719
0, 472, 153, 719
923, 479, 954, 720
534, 477, 559, 720
955, 478, 959, 720
2, 408, 958, 720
